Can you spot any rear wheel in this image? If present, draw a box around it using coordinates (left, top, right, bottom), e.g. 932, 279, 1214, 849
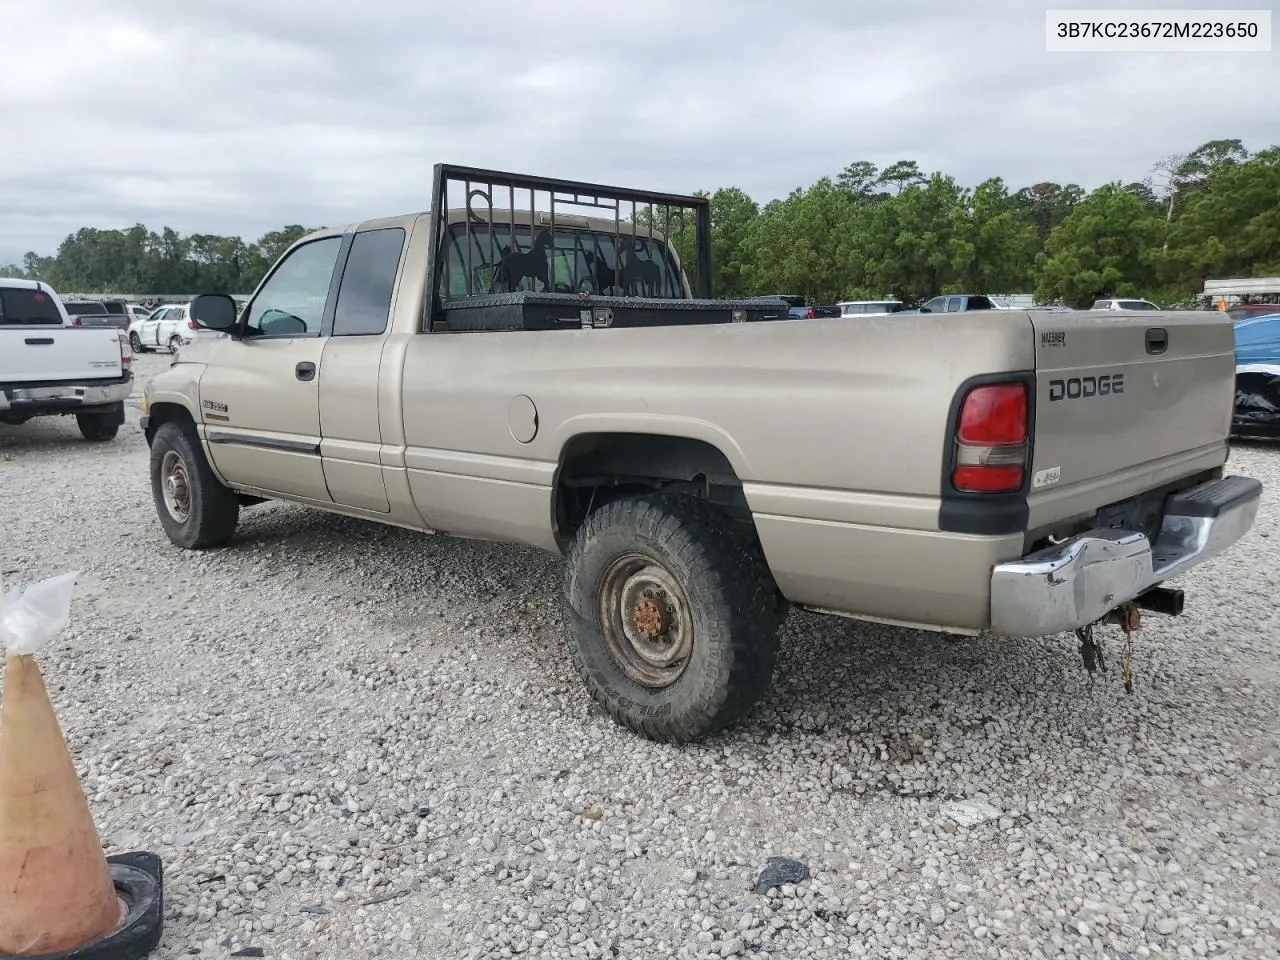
129, 331, 148, 353
562, 493, 780, 742
149, 420, 239, 548
76, 412, 119, 442
168, 334, 183, 353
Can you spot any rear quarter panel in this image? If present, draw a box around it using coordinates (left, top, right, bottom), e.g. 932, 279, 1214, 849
398, 312, 1035, 625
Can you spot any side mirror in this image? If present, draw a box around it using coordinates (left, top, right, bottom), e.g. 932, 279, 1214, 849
190, 294, 239, 331
918, 305, 932, 313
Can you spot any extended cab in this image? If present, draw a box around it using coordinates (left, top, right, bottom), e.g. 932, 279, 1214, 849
140, 164, 1261, 742
1, 278, 133, 441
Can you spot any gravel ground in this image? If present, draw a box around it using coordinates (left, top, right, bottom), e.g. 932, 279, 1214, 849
2, 350, 1279, 960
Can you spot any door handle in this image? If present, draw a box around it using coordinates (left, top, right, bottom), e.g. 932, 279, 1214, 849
295, 361, 316, 381
1145, 327, 1168, 355
25, 337, 55, 345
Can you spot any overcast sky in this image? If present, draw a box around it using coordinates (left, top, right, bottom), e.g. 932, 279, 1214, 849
3, 0, 1277, 264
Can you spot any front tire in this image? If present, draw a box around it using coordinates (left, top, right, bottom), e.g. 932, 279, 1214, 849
76, 412, 119, 442
149, 420, 239, 548
562, 494, 780, 742
129, 332, 148, 353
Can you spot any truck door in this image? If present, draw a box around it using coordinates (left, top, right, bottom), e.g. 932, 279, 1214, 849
317, 227, 407, 514
197, 235, 345, 503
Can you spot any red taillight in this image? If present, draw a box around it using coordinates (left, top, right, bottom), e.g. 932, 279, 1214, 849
953, 465, 1023, 492
952, 382, 1028, 494
118, 332, 132, 368
806, 308, 815, 319
187, 319, 198, 330
957, 384, 1027, 445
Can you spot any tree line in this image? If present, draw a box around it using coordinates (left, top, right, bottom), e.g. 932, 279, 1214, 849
3, 139, 1276, 309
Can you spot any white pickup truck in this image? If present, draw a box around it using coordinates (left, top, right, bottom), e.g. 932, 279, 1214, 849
0, 279, 134, 442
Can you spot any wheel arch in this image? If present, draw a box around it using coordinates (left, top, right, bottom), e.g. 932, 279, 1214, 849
552, 429, 757, 552
143, 399, 197, 447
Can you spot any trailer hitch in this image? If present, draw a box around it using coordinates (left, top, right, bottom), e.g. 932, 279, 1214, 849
1075, 586, 1185, 693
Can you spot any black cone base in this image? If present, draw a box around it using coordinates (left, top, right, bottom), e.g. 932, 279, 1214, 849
1, 852, 164, 960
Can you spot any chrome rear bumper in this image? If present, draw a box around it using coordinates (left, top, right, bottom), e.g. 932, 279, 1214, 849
990, 475, 1261, 637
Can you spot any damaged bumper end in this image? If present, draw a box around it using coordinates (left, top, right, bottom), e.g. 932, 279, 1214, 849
989, 475, 1262, 637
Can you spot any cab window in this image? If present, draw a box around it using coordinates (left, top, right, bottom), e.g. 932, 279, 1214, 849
245, 237, 343, 338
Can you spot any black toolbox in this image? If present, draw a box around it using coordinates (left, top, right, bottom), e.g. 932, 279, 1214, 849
439, 292, 791, 332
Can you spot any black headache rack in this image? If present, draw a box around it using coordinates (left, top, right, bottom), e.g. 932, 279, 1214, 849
425, 163, 790, 331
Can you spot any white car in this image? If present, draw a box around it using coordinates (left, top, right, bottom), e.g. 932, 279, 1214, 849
128, 301, 227, 353
1091, 297, 1159, 311
128, 304, 190, 353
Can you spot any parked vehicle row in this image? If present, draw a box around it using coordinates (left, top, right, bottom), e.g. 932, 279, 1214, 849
137, 163, 1260, 744
749, 294, 841, 320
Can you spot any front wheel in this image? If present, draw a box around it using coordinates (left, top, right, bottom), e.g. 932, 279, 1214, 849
129, 331, 148, 353
562, 494, 780, 742
149, 420, 239, 548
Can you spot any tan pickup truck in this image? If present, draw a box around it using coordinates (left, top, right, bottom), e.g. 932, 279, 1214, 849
140, 164, 1261, 742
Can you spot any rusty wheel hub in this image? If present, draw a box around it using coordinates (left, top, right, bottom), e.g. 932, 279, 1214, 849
599, 555, 693, 688
633, 595, 666, 639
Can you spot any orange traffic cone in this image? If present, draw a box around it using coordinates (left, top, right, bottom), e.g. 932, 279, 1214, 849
0, 572, 164, 959
0, 653, 122, 954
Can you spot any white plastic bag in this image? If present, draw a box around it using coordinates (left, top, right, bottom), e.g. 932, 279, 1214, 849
0, 571, 79, 655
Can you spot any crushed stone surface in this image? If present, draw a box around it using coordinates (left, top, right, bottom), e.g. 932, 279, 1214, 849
1, 351, 1278, 959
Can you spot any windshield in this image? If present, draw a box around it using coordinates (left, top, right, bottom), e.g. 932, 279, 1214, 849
0, 288, 65, 325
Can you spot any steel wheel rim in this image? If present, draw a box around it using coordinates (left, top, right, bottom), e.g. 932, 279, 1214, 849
598, 554, 693, 688
160, 450, 192, 523
130, 332, 142, 351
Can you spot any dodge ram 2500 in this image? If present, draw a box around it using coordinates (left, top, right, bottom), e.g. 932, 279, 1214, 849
1, 278, 133, 441
139, 164, 1261, 742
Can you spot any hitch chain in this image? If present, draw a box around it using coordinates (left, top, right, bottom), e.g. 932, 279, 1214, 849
1076, 602, 1141, 694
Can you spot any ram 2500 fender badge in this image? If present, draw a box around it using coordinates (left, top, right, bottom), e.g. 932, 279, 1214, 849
1048, 373, 1124, 402
201, 399, 230, 421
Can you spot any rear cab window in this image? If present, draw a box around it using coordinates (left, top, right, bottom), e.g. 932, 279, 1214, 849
1119, 300, 1157, 310
441, 223, 684, 300
0, 288, 65, 325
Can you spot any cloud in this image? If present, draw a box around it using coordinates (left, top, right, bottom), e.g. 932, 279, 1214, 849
2, 0, 1276, 264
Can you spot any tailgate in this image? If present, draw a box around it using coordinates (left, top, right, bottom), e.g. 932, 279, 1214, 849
1025, 310, 1235, 531
0, 328, 123, 383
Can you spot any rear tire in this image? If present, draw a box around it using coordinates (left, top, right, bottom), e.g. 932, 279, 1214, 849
562, 493, 780, 742
149, 420, 239, 548
76, 412, 119, 442
168, 334, 183, 353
